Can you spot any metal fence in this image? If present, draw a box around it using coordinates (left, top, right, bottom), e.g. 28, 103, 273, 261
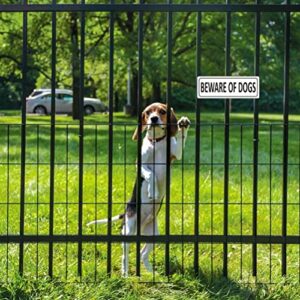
0, 1, 300, 283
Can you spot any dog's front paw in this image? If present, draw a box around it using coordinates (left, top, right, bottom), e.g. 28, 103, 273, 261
178, 117, 191, 130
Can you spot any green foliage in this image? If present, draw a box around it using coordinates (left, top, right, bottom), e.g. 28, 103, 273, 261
172, 87, 196, 110
0, 9, 300, 112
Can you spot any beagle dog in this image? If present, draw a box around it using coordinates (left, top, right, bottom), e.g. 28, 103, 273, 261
87, 102, 190, 276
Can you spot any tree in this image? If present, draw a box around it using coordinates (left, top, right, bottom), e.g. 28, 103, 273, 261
1, 7, 300, 113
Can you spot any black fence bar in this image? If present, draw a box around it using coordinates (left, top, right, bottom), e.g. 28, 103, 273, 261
1, 4, 300, 13
48, 2, 57, 278
0, 121, 293, 127
282, 0, 290, 276
1, 161, 300, 167
1, 235, 300, 244
19, 1, 28, 276
135, 0, 144, 277
7, 200, 300, 205
269, 125, 273, 282
36, 125, 40, 278
240, 125, 243, 280
6, 125, 10, 279
165, 0, 172, 278
77, 3, 85, 278
194, 1, 201, 276
299, 127, 300, 282
223, 0, 231, 278
252, 0, 260, 278
210, 125, 214, 277
94, 124, 98, 281
107, 0, 114, 276
65, 125, 69, 280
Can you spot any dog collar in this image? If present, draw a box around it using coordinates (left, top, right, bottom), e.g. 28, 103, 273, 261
148, 135, 166, 143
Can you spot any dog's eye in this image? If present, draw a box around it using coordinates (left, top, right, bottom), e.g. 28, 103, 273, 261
160, 110, 166, 115
145, 110, 151, 116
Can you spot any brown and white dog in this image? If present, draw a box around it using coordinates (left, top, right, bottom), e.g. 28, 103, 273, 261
87, 102, 190, 276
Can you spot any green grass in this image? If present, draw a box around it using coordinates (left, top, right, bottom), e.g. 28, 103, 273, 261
0, 111, 300, 298
1, 274, 300, 299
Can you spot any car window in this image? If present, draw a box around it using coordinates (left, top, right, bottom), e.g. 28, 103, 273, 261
56, 94, 72, 102
39, 95, 50, 100
29, 91, 43, 97
63, 94, 73, 102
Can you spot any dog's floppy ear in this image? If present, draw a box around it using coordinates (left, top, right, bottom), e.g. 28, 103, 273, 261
132, 111, 147, 141
170, 107, 178, 137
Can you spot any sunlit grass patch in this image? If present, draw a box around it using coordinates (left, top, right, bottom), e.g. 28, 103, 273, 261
0, 112, 299, 285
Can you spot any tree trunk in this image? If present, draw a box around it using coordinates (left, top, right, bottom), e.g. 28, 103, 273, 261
130, 70, 138, 116
70, 12, 80, 120
152, 81, 161, 101
114, 91, 119, 112
88, 76, 97, 98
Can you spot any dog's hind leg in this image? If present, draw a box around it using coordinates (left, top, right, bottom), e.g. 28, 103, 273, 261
141, 219, 159, 273
121, 214, 136, 277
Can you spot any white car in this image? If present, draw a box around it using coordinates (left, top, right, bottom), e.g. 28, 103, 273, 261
26, 89, 107, 115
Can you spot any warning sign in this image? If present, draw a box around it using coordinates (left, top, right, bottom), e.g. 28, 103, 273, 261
197, 76, 259, 99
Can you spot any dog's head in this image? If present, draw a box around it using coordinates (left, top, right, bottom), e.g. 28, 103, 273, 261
132, 102, 178, 140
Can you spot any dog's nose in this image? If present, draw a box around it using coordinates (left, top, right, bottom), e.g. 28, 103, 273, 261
151, 116, 158, 123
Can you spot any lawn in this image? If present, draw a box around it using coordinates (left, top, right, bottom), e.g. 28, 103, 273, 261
0, 111, 300, 299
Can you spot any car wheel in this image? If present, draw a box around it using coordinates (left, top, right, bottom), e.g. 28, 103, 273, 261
34, 106, 47, 115
84, 105, 95, 115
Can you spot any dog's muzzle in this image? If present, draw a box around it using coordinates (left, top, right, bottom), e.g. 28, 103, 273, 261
150, 116, 159, 124
148, 116, 164, 129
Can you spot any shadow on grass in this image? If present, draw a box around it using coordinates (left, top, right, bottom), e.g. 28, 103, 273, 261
1, 269, 299, 299
197, 270, 254, 299
0, 273, 256, 300
150, 258, 255, 299
167, 263, 255, 299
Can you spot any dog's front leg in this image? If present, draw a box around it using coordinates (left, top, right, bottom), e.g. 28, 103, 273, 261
141, 166, 159, 200
172, 117, 191, 160
121, 214, 136, 277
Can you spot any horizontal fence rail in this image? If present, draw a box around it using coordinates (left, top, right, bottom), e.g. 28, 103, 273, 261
1, 4, 300, 12
1, 235, 300, 244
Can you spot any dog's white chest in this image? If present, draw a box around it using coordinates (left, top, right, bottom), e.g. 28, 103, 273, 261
142, 137, 171, 167
141, 137, 176, 195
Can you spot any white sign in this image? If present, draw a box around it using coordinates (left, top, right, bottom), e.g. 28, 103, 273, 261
197, 76, 259, 99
